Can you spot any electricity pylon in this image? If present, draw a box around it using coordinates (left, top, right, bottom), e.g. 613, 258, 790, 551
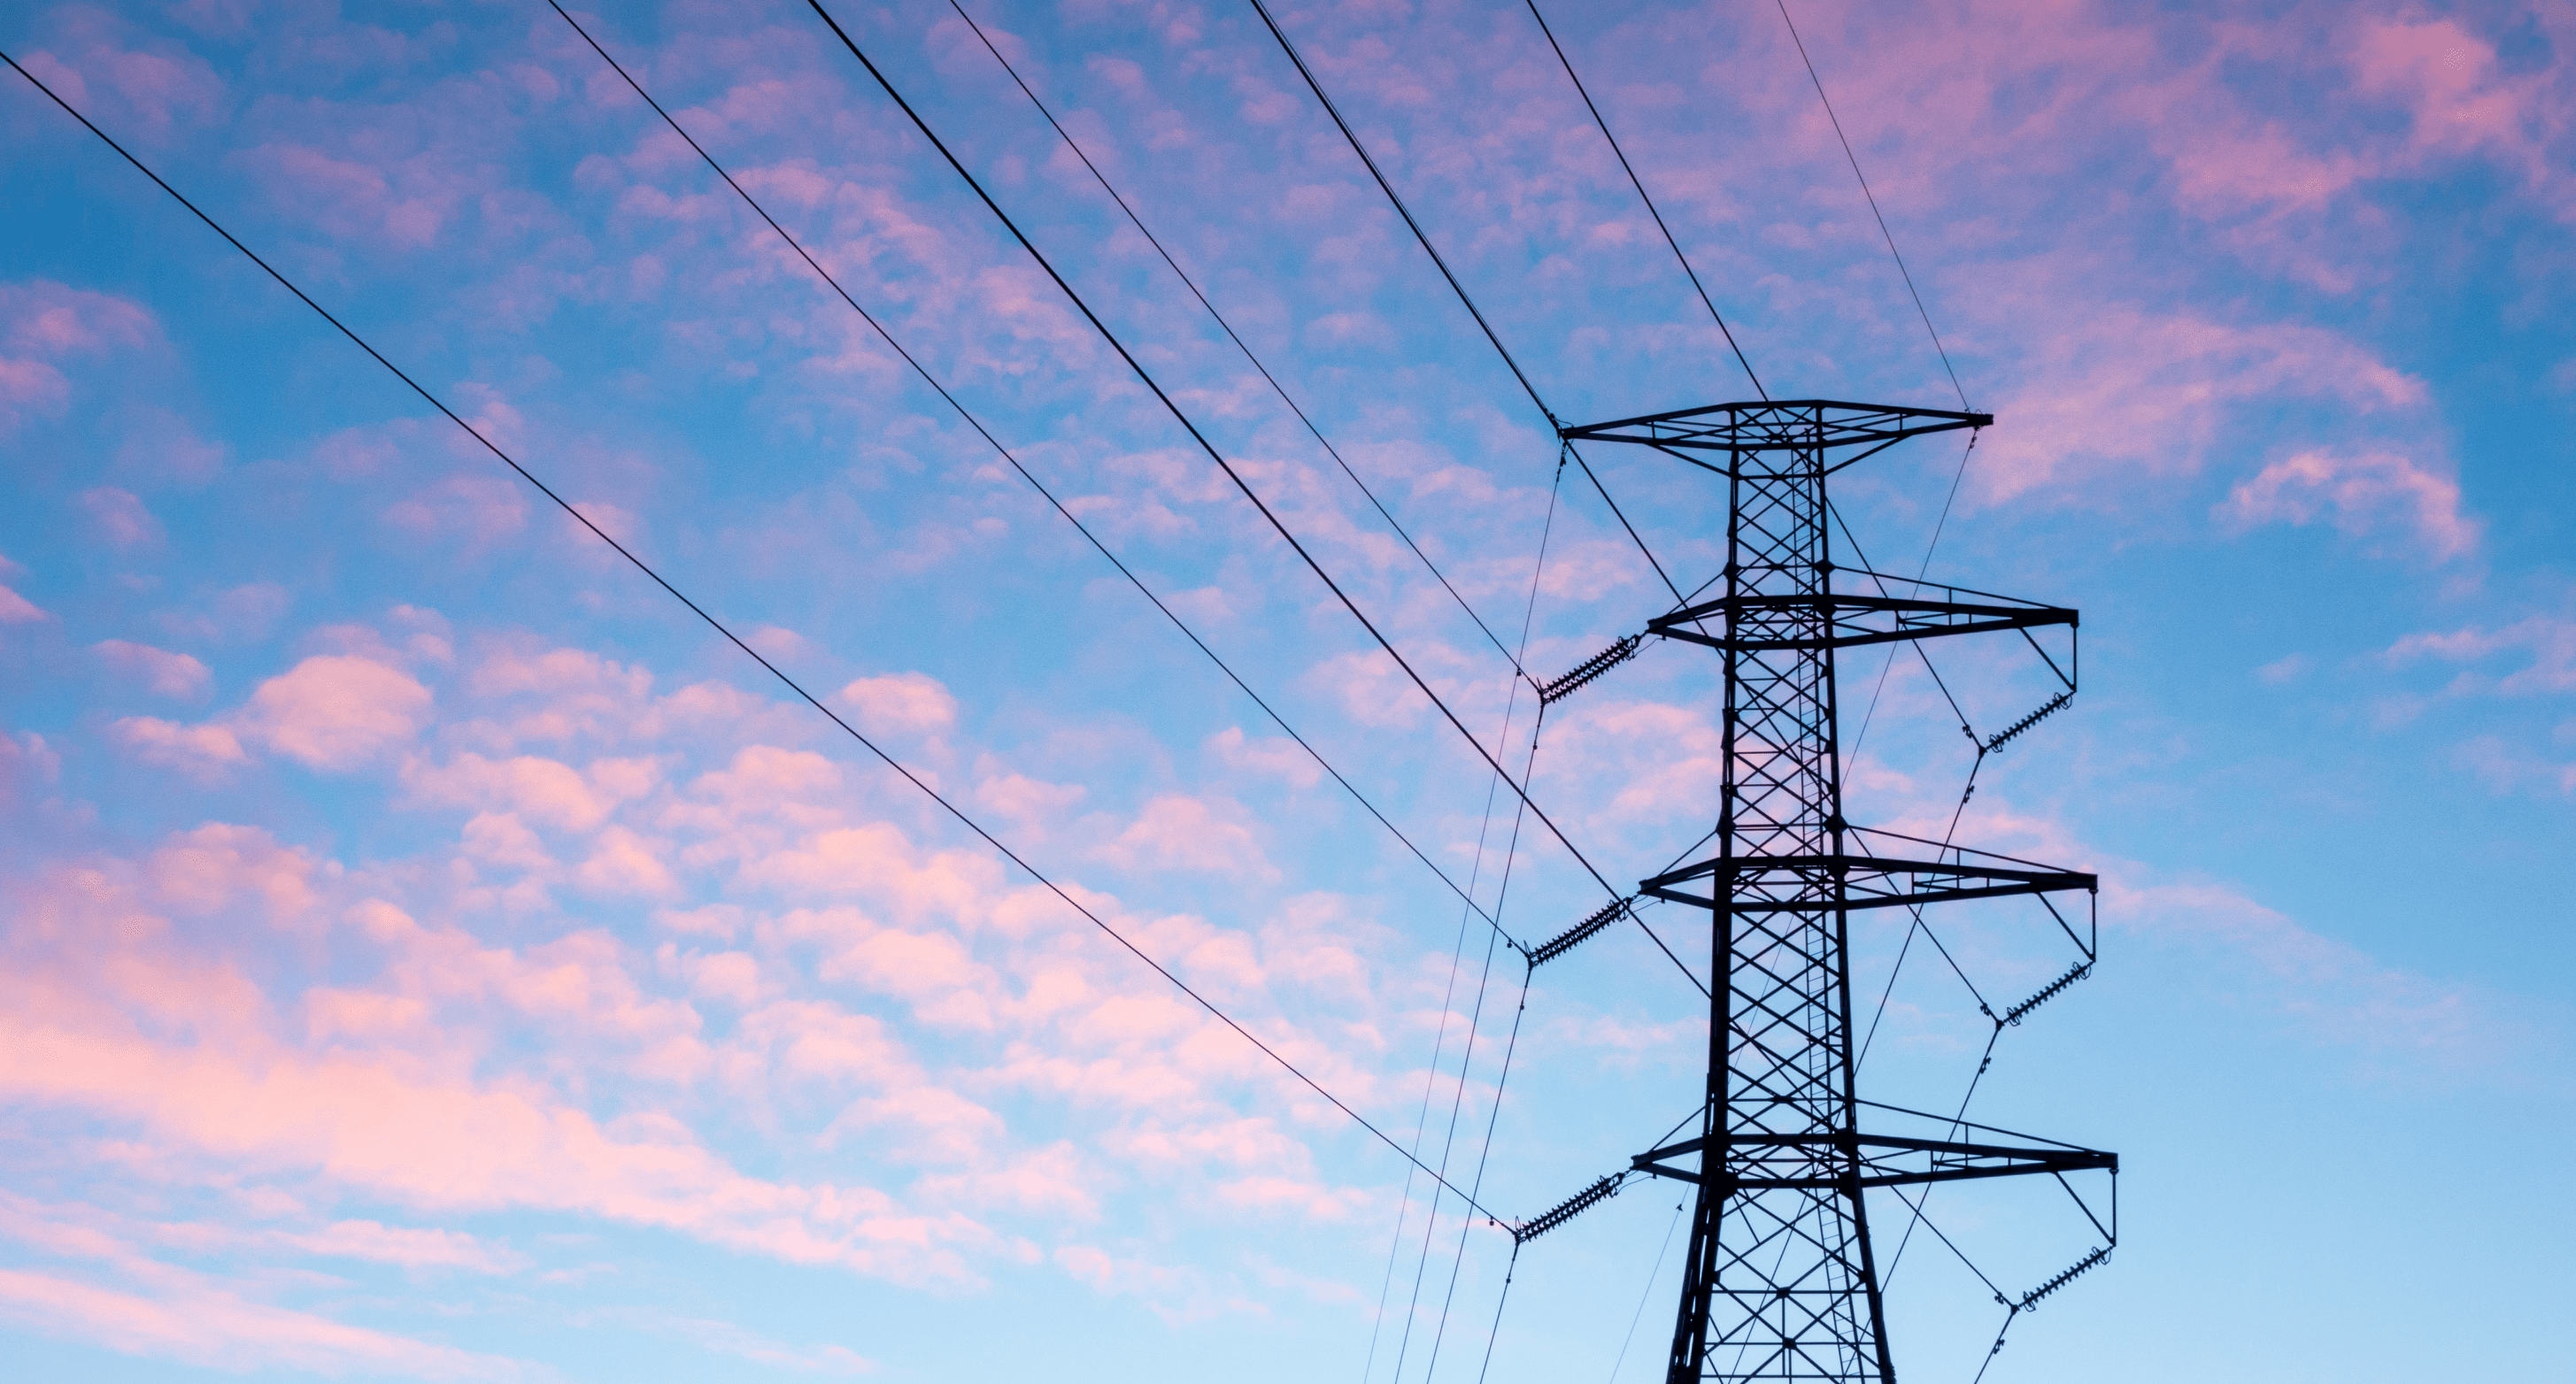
1518, 401, 2114, 1382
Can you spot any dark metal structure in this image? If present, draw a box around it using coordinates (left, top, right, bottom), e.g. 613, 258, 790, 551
1533, 401, 2114, 1382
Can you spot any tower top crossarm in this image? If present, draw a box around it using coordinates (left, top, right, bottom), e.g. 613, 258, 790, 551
1560, 399, 1988, 474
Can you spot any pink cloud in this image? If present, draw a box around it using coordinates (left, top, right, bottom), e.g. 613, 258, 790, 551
273, 1219, 528, 1274
110, 717, 250, 780
93, 641, 211, 700
382, 474, 529, 545
403, 751, 659, 832
236, 656, 433, 770
2387, 617, 2576, 697
0, 281, 156, 358
240, 142, 456, 250
1977, 304, 2430, 503
1099, 795, 1273, 878
837, 672, 959, 737
156, 581, 291, 644
2217, 447, 2479, 560
1, 858, 993, 1285
1207, 727, 1322, 789
0, 1266, 521, 1380
0, 281, 154, 433
77, 488, 165, 548
0, 581, 47, 625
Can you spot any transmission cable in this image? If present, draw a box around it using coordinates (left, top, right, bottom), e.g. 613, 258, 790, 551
1773, 0, 1969, 410
803, 0, 1630, 911
1243, 0, 1556, 427
1244, 0, 1712, 660
1609, 1199, 1686, 1382
545, 4, 1518, 951
946, 0, 1526, 680
0, 43, 1508, 1224
1411, 494, 1561, 1382
1523, 0, 1766, 401
1364, 464, 1557, 1384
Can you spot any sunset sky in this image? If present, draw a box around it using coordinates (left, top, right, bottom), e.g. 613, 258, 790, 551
2, 0, 2571, 1380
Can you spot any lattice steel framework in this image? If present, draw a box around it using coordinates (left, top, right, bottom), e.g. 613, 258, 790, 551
1548, 401, 2116, 1383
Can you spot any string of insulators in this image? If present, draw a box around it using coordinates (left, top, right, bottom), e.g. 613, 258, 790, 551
2003, 1245, 2109, 1312
1538, 634, 1642, 705
1525, 896, 1631, 968
2001, 961, 2091, 1026
1510, 1173, 1624, 1245
1982, 690, 2072, 755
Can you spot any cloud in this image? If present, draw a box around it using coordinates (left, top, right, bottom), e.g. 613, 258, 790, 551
77, 488, 163, 547
382, 475, 529, 544
1207, 727, 1322, 789
93, 641, 212, 700
2217, 448, 2479, 560
0, 582, 46, 624
2387, 617, 2576, 697
111, 717, 250, 779
273, 1219, 528, 1275
837, 672, 958, 737
0, 280, 155, 434
235, 656, 433, 770
1099, 795, 1273, 878
403, 752, 659, 833
0, 1266, 525, 1380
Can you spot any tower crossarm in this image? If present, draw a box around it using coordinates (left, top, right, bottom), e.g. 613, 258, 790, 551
1628, 1131, 2117, 1191
1639, 851, 2095, 913
1647, 591, 2076, 653
1559, 400, 1989, 473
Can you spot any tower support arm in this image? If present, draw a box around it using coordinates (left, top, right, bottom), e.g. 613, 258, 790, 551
1639, 854, 2095, 913
1629, 1132, 2116, 1191
1646, 592, 2076, 653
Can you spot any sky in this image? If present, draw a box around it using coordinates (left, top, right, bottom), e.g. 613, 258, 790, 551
1, 0, 2571, 1380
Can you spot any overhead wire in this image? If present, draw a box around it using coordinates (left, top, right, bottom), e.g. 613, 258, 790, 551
802, 0, 1631, 918
0, 41, 1510, 1226
1242, 0, 1556, 427
1609, 1199, 1686, 1383
542, 3, 1523, 949
1244, 0, 1722, 681
1772, 0, 1970, 411
1522, 0, 1766, 401
945, 0, 1528, 680
1237, 0, 1727, 1011
1416, 491, 1564, 1382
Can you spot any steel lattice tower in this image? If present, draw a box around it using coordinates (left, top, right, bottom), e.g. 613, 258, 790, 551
1540, 401, 2116, 1383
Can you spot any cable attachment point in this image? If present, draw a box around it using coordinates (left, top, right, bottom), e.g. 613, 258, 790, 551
1539, 634, 1642, 705
2001, 1245, 2109, 1313
1512, 1172, 1625, 1245
1982, 690, 2073, 756
2000, 961, 2092, 1027
1525, 896, 1632, 968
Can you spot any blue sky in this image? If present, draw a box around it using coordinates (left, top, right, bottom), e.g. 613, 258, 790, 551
1, 0, 2571, 1380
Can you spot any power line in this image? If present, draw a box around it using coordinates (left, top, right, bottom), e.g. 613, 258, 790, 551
946, 0, 1528, 680
1773, 0, 1970, 410
1242, 0, 1558, 427
803, 0, 1629, 909
1523, 0, 1767, 402
544, 3, 1519, 951
1244, 0, 1715, 733
0, 42, 1507, 1226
